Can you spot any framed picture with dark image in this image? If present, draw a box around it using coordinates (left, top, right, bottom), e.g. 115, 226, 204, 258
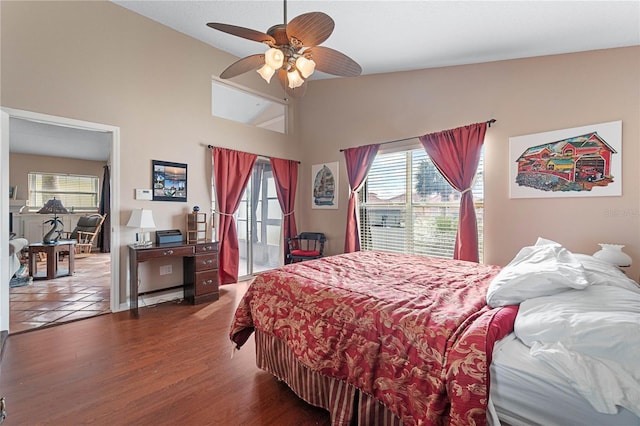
152, 160, 187, 202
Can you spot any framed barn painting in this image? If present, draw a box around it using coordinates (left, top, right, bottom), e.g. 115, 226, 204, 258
509, 120, 622, 198
311, 162, 339, 209
152, 160, 187, 202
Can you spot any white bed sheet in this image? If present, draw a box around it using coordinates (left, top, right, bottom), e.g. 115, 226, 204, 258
488, 334, 640, 426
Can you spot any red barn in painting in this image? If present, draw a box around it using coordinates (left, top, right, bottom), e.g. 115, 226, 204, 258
516, 132, 616, 185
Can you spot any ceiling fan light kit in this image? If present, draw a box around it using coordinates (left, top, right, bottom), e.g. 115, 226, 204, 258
207, 1, 361, 98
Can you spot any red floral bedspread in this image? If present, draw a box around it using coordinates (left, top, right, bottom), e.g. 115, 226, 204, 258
230, 251, 516, 425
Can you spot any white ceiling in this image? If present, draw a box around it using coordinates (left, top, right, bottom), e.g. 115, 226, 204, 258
114, 0, 640, 78
10, 118, 112, 161
10, 1, 640, 161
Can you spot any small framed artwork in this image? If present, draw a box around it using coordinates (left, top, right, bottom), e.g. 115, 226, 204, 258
9, 186, 17, 200
311, 161, 339, 209
152, 160, 187, 202
509, 120, 622, 198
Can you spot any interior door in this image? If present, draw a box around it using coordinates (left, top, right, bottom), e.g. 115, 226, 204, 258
236, 160, 282, 278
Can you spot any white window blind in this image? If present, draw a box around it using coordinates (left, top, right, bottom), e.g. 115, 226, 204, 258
360, 147, 484, 261
28, 172, 100, 212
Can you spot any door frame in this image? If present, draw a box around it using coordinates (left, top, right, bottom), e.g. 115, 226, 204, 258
0, 107, 121, 333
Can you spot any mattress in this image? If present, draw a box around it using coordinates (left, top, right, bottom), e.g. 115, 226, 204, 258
488, 333, 640, 426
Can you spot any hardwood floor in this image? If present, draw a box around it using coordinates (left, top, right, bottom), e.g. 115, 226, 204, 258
0, 281, 331, 425
10, 252, 111, 334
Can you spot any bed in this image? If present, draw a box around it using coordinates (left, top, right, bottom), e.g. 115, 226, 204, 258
230, 239, 640, 425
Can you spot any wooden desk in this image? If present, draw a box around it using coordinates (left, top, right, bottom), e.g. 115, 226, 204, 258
28, 240, 76, 280
128, 241, 219, 317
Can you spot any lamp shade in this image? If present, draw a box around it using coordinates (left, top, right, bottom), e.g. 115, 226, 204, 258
257, 64, 276, 83
38, 198, 69, 215
264, 48, 284, 69
287, 69, 304, 89
126, 209, 156, 229
593, 243, 632, 267
296, 56, 316, 79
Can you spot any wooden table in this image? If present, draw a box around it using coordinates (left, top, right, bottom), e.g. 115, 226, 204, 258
28, 240, 76, 280
128, 241, 219, 317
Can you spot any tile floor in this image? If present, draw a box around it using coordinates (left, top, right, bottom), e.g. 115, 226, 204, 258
10, 252, 111, 334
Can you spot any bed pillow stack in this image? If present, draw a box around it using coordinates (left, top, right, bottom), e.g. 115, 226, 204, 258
485, 237, 589, 307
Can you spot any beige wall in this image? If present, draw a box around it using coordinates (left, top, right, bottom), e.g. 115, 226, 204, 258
1, 1, 301, 301
9, 153, 105, 208
2, 0, 639, 298
297, 47, 640, 279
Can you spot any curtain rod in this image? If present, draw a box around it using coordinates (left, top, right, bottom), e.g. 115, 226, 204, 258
339, 119, 496, 152
207, 145, 301, 164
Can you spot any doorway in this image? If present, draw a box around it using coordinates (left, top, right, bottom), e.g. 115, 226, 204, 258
236, 159, 282, 278
1, 108, 121, 334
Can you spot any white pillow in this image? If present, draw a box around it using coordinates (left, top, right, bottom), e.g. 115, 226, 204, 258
534, 237, 562, 247
515, 285, 640, 369
486, 241, 588, 307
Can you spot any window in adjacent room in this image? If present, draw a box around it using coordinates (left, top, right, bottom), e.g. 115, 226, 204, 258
28, 172, 100, 212
359, 145, 484, 261
212, 80, 287, 134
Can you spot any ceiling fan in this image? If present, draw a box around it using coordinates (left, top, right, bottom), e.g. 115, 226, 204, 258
207, 0, 362, 98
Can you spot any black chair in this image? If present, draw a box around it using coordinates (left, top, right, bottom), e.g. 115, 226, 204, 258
286, 232, 326, 264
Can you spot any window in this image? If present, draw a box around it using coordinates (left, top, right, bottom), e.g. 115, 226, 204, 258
212, 80, 287, 134
359, 146, 484, 261
28, 172, 100, 212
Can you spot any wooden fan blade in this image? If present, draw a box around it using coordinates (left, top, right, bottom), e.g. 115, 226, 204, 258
220, 54, 265, 79
277, 69, 307, 98
307, 46, 362, 77
207, 23, 275, 44
286, 12, 334, 47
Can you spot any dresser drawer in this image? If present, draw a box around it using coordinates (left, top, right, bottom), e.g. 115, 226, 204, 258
135, 245, 194, 262
196, 242, 218, 254
194, 254, 217, 271
194, 270, 218, 295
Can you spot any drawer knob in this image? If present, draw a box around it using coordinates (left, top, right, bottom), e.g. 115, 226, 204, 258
163, 250, 174, 256
202, 279, 213, 285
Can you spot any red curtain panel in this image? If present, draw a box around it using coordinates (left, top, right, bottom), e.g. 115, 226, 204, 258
419, 122, 487, 263
213, 147, 257, 284
343, 144, 380, 253
270, 158, 299, 261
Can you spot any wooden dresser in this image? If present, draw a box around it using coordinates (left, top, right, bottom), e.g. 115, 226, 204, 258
184, 241, 219, 305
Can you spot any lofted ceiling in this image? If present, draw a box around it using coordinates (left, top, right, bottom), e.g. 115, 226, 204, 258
9, 1, 640, 160
113, 0, 640, 79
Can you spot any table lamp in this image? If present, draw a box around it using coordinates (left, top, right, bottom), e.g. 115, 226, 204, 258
126, 208, 156, 247
38, 197, 69, 244
593, 243, 632, 268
